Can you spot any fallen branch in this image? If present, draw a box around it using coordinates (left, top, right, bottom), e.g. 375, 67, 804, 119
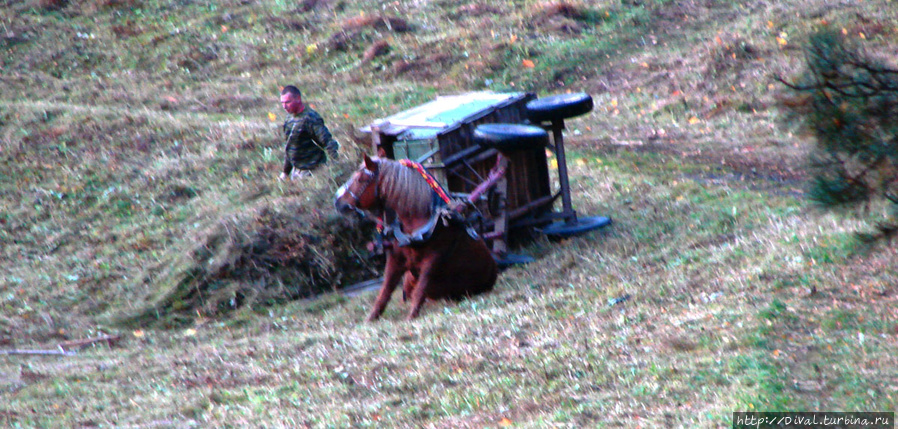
0, 335, 122, 357
58, 334, 122, 351
0, 346, 76, 357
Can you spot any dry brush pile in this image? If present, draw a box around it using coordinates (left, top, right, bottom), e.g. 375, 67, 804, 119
119, 174, 378, 328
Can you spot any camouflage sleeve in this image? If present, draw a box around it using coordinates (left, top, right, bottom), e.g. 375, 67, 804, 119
282, 120, 298, 175
308, 112, 340, 160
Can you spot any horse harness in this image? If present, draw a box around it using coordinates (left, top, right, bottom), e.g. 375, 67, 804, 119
381, 160, 477, 248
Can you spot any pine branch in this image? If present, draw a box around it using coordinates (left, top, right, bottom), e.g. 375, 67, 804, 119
783, 28, 898, 247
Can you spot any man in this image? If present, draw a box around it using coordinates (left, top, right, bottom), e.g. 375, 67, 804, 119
278, 85, 340, 180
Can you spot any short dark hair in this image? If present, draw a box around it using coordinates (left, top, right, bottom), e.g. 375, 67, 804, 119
281, 85, 301, 98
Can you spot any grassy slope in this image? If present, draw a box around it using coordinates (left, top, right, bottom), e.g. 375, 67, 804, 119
1, 0, 897, 426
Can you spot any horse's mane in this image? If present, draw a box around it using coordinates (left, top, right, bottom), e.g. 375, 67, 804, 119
375, 158, 435, 220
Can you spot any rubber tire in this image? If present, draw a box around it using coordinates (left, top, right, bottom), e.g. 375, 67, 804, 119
496, 252, 536, 269
539, 216, 612, 238
473, 123, 549, 152
526, 93, 594, 123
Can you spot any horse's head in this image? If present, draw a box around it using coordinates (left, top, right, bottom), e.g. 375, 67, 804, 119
334, 155, 381, 217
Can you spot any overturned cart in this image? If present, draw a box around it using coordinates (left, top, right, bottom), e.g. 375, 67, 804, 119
362, 91, 611, 262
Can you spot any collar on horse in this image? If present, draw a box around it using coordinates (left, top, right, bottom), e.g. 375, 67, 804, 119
380, 160, 473, 247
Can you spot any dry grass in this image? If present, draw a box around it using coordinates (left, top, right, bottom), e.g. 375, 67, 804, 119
1, 0, 897, 426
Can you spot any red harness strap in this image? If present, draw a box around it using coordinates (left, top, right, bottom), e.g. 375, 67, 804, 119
375, 159, 450, 238
399, 159, 452, 205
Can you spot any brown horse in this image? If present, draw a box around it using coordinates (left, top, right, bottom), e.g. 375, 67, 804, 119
334, 155, 498, 321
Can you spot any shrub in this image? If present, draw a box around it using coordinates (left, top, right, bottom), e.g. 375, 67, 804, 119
779, 29, 898, 246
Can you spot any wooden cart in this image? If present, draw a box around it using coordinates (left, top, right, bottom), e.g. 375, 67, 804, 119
362, 91, 611, 262
362, 92, 553, 246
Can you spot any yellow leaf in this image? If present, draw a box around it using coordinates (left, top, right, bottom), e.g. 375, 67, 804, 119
767, 21, 774, 29
611, 99, 618, 107
776, 32, 788, 46
859, 32, 866, 39
268, 112, 277, 122
576, 158, 587, 166
306, 44, 318, 54
550, 159, 558, 169
688, 116, 700, 124
522, 59, 535, 68
221, 25, 228, 33
133, 330, 144, 338
509, 34, 518, 44
184, 328, 197, 336
842, 28, 848, 35
500, 417, 513, 427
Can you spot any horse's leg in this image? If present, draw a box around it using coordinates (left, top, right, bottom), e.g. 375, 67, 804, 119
405, 259, 437, 320
366, 253, 405, 322
402, 272, 417, 302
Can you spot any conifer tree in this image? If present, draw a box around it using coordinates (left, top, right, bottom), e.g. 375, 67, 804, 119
779, 29, 898, 246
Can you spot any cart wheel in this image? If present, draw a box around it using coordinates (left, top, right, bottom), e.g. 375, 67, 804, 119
539, 216, 611, 238
473, 123, 549, 152
496, 252, 536, 268
526, 93, 594, 123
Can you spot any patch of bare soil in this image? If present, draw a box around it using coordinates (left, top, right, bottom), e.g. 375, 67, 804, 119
391, 53, 457, 81
362, 40, 390, 63
527, 1, 591, 35
327, 15, 413, 52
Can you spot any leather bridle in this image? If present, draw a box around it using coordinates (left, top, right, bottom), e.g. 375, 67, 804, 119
344, 167, 380, 221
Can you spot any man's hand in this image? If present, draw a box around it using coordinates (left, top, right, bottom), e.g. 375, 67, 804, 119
291, 170, 312, 180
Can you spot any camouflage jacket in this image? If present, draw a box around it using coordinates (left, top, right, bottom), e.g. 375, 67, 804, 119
282, 108, 339, 174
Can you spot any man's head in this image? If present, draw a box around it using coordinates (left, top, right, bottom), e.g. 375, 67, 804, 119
280, 85, 304, 115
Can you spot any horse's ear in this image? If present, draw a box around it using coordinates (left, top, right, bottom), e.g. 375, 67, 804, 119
363, 154, 378, 172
